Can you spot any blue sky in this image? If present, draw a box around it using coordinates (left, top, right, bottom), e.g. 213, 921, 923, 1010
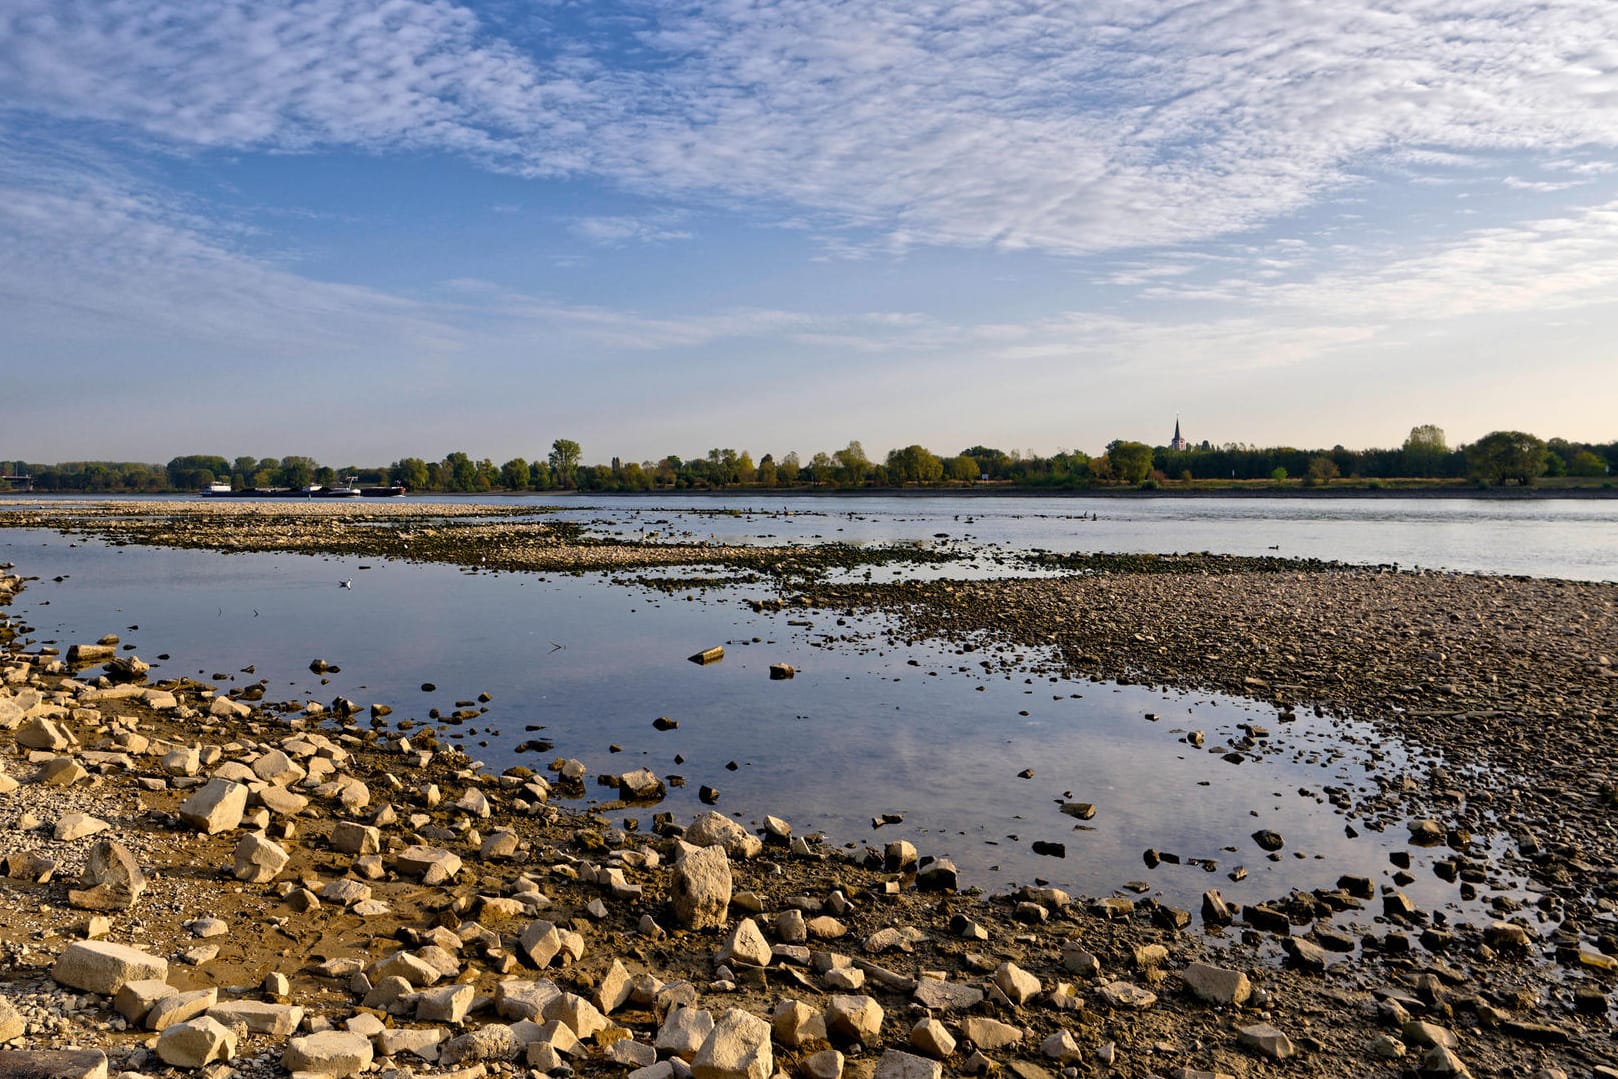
3, 0, 1616, 467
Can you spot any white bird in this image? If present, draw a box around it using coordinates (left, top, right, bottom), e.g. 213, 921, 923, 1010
339, 579, 353, 589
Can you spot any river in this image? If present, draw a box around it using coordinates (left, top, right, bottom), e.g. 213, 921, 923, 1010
2, 493, 1606, 925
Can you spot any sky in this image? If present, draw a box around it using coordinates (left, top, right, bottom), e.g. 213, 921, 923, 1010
3, 0, 1617, 468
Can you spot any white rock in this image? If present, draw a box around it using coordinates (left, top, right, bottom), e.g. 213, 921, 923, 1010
206, 1001, 304, 1035
993, 962, 1040, 1006
52, 940, 168, 995
671, 844, 732, 930
685, 812, 764, 859
717, 918, 772, 969
909, 1018, 956, 1059
658, 1005, 717, 1060
825, 995, 884, 1044
693, 1008, 773, 1079
416, 983, 475, 1023
177, 778, 247, 834
156, 1016, 237, 1068
874, 1049, 942, 1079
282, 1030, 375, 1077
1182, 962, 1252, 1007
53, 813, 110, 842
232, 832, 289, 883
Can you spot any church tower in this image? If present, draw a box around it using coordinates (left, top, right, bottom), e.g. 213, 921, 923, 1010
1169, 417, 1187, 452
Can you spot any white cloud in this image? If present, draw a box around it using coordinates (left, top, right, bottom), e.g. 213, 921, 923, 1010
567, 212, 691, 245
5, 0, 1618, 255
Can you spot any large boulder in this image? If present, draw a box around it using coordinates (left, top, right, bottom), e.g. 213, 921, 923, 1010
671, 845, 731, 930
825, 995, 884, 1044
282, 1030, 374, 1077
67, 839, 146, 911
232, 833, 290, 883
177, 778, 247, 834
717, 918, 771, 969
686, 813, 763, 859
156, 1017, 237, 1068
52, 941, 167, 995
1182, 962, 1251, 1007
693, 1008, 772, 1079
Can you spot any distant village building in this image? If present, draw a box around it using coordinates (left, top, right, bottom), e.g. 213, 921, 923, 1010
1169, 418, 1188, 452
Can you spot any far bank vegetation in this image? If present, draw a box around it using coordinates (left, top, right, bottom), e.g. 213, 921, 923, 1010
4, 427, 1614, 495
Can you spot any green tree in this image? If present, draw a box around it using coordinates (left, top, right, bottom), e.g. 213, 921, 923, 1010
166, 455, 231, 490
1303, 455, 1340, 486
500, 458, 530, 490
885, 444, 944, 484
1467, 431, 1547, 486
277, 456, 317, 489
808, 451, 837, 486
549, 439, 582, 489
778, 451, 801, 485
1401, 424, 1448, 476
757, 454, 778, 487
834, 441, 870, 486
1569, 450, 1607, 477
530, 460, 552, 489
1271, 466, 1288, 483
960, 445, 1012, 479
1105, 440, 1154, 484
441, 452, 477, 492
949, 455, 980, 483
393, 457, 429, 491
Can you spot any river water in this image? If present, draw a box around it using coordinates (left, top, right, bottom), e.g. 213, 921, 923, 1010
2, 494, 1610, 927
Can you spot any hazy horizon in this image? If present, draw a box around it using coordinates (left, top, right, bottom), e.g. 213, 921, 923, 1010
4, 2, 1616, 463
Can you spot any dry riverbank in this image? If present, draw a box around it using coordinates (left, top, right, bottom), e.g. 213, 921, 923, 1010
0, 509, 1614, 1078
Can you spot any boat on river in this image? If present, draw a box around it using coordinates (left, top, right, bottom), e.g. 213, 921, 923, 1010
201, 483, 407, 499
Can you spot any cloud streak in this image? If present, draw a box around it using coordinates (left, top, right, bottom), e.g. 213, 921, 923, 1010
7, 1, 1618, 254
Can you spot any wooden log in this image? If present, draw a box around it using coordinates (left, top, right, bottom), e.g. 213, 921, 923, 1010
688, 646, 724, 665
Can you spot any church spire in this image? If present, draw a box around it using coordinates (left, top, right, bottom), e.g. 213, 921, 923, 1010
1170, 417, 1187, 451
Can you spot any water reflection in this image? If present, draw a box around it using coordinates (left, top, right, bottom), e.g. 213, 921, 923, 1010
1, 527, 1534, 933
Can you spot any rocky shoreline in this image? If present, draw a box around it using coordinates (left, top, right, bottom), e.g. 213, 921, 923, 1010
0, 515, 1614, 1078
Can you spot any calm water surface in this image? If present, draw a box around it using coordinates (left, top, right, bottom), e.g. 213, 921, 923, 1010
2, 493, 1593, 929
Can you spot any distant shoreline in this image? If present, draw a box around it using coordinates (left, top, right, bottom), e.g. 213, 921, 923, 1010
6, 482, 1615, 501
570, 483, 1618, 500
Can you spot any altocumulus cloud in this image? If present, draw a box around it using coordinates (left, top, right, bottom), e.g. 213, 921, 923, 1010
5, 0, 1618, 254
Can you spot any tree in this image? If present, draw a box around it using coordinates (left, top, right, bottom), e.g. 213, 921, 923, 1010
441, 452, 477, 492
886, 445, 944, 485
949, 455, 979, 483
1402, 424, 1448, 476
166, 455, 231, 490
808, 451, 836, 486
277, 456, 316, 489
1467, 431, 1547, 486
1569, 450, 1607, 477
1104, 440, 1154, 485
393, 457, 429, 491
778, 451, 801, 485
1304, 455, 1340, 486
834, 441, 870, 486
549, 439, 581, 489
960, 446, 1012, 479
500, 458, 530, 490
757, 454, 778, 487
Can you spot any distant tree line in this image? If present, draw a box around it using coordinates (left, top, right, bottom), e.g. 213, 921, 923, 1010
3, 427, 1612, 495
